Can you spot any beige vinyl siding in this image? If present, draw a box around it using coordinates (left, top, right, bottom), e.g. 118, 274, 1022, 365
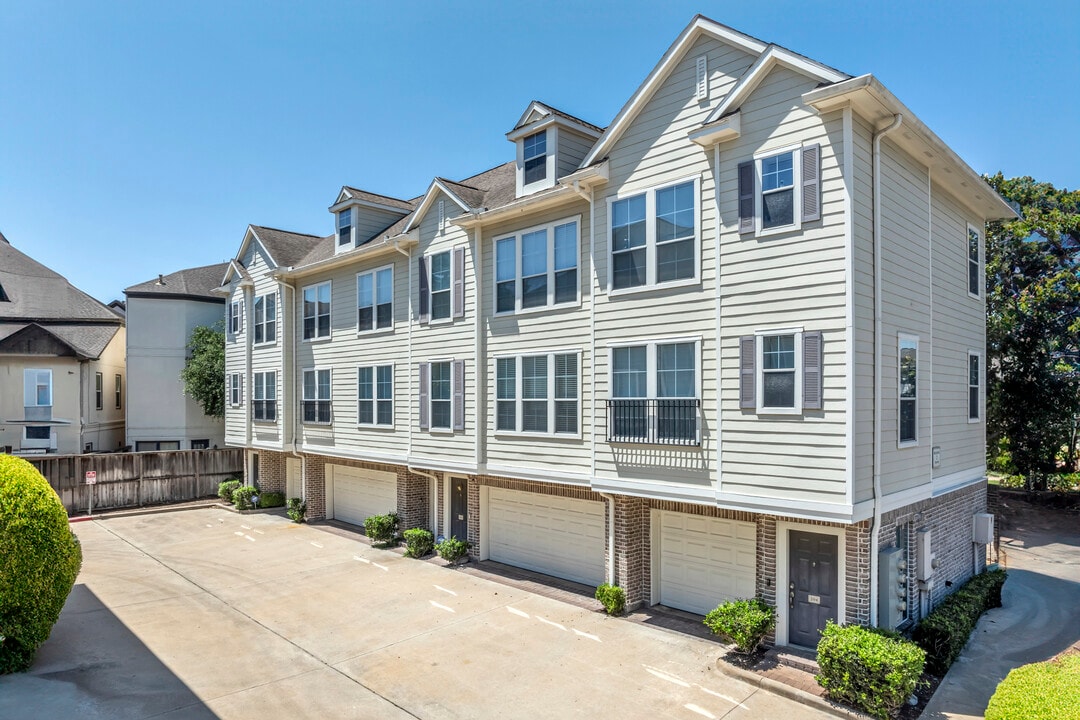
851, 115, 876, 504
714, 66, 849, 507
353, 207, 408, 244
930, 183, 985, 478
557, 129, 596, 180
248, 244, 283, 447
410, 190, 476, 466
483, 201, 593, 478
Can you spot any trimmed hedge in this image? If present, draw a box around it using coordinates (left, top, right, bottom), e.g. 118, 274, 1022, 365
257, 491, 285, 508
595, 583, 626, 616
435, 536, 469, 563
703, 598, 776, 654
985, 651, 1080, 720
403, 528, 434, 558
913, 569, 1007, 675
218, 479, 241, 503
363, 512, 399, 544
0, 455, 83, 673
232, 486, 257, 511
816, 621, 926, 720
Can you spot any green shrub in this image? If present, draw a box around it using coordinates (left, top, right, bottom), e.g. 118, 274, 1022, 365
816, 621, 926, 720
218, 479, 241, 502
286, 498, 306, 523
985, 651, 1080, 720
402, 528, 434, 558
363, 512, 399, 544
435, 536, 469, 564
913, 569, 1007, 675
232, 485, 257, 511
594, 583, 626, 616
257, 491, 285, 508
0, 455, 84, 673
703, 598, 776, 654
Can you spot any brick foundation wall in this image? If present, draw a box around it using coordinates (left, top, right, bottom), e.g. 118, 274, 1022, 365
396, 469, 430, 532
256, 451, 286, 494
301, 454, 327, 520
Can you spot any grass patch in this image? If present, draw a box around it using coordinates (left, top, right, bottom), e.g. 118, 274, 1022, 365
985, 651, 1080, 720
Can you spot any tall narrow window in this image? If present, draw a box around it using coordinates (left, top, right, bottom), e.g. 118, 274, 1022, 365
430, 361, 452, 429
521, 355, 548, 433
521, 229, 547, 309
968, 226, 980, 298
655, 181, 695, 282
302, 282, 331, 340
496, 237, 516, 313
611, 194, 647, 290
95, 372, 103, 410
302, 369, 331, 423
429, 251, 452, 320
523, 130, 547, 185
899, 337, 918, 445
253, 293, 276, 344
968, 353, 981, 421
115, 374, 122, 409
253, 371, 276, 422
554, 353, 578, 434
358, 267, 393, 332
229, 373, 243, 406
496, 357, 516, 431
358, 365, 393, 426
229, 300, 241, 335
338, 208, 352, 246
761, 334, 796, 409
761, 151, 795, 229
553, 222, 577, 303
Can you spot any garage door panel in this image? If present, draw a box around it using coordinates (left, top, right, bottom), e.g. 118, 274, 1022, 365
330, 465, 396, 527
658, 511, 757, 616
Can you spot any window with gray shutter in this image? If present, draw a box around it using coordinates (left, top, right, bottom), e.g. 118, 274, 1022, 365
453, 359, 465, 430
801, 144, 821, 223
453, 247, 465, 318
802, 331, 823, 410
419, 363, 430, 430
418, 256, 430, 324
739, 336, 756, 408
738, 161, 755, 234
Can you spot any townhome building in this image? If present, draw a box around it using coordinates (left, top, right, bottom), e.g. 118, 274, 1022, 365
219, 16, 1015, 647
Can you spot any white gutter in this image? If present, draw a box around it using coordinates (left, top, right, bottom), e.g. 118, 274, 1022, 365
871, 113, 903, 627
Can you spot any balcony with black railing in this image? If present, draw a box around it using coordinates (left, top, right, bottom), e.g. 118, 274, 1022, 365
605, 398, 701, 446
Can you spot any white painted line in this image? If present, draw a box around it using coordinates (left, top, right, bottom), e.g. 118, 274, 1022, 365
434, 585, 457, 596
644, 666, 691, 688
429, 600, 455, 613
206, 524, 213, 528
240, 524, 251, 530
218, 518, 224, 523
234, 531, 244, 537
244, 535, 256, 542
683, 704, 716, 719
507, 607, 530, 619
572, 629, 601, 642
371, 562, 389, 572
253, 529, 264, 535
310, 541, 323, 548
535, 616, 566, 631
696, 686, 744, 706
353, 556, 370, 564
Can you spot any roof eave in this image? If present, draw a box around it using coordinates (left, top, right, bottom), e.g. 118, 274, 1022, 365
271, 234, 419, 280
453, 184, 584, 229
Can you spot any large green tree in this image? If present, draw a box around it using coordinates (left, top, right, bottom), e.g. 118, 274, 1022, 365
180, 322, 226, 419
985, 174, 1080, 486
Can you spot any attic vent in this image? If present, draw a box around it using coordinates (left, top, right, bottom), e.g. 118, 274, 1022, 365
438, 200, 445, 230
695, 55, 708, 101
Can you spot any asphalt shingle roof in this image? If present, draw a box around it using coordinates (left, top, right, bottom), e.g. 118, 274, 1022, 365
0, 236, 122, 323
251, 226, 325, 269
341, 187, 416, 212
125, 262, 230, 299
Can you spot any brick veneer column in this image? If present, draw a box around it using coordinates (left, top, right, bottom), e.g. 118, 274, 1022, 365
302, 454, 327, 520
396, 470, 431, 532
467, 477, 480, 559
257, 451, 286, 494
613, 495, 648, 608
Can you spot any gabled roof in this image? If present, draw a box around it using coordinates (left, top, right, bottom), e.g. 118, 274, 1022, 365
509, 100, 605, 136
0, 322, 121, 360
225, 225, 324, 286
0, 236, 122, 323
125, 262, 231, 300
333, 186, 416, 212
402, 162, 517, 233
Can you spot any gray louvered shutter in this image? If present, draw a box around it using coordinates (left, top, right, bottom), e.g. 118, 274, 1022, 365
452, 247, 465, 319
739, 336, 756, 409
738, 161, 755, 234
802, 331, 824, 410
418, 256, 430, 324
801, 144, 821, 223
452, 360, 465, 430
419, 363, 430, 430
238, 299, 244, 333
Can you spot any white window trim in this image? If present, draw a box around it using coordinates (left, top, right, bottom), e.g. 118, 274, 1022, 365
427, 358, 456, 434
967, 223, 982, 300
229, 373, 243, 407
754, 327, 804, 415
356, 264, 395, 336
517, 126, 558, 196
754, 143, 803, 238
95, 372, 103, 411
301, 367, 332, 425
301, 280, 332, 342
493, 349, 582, 439
252, 371, 277, 424
253, 292, 277, 346
968, 350, 982, 424
606, 174, 702, 295
898, 333, 919, 448
493, 215, 582, 316
427, 250, 454, 325
228, 299, 241, 337
357, 363, 395, 429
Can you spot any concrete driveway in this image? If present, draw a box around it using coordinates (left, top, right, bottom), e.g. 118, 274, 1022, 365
0, 508, 832, 720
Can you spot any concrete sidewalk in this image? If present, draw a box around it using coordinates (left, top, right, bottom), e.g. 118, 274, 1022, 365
0, 508, 836, 719
920, 502, 1080, 719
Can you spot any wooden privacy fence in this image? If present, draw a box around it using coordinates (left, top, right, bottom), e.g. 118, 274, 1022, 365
26, 448, 244, 514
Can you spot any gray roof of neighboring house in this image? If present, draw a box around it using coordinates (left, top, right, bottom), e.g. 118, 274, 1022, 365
341, 187, 416, 212
0, 235, 123, 324
125, 262, 230, 300
0, 322, 121, 359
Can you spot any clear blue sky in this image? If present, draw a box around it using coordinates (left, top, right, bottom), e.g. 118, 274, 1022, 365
2, 0, 1077, 304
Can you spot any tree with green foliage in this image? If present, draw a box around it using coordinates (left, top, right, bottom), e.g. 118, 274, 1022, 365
985, 174, 1080, 487
180, 322, 226, 419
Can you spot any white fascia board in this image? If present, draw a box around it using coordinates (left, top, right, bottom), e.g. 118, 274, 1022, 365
402, 179, 474, 233
688, 111, 741, 146
581, 16, 767, 168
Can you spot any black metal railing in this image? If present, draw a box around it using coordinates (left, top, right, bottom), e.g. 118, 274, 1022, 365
606, 398, 701, 446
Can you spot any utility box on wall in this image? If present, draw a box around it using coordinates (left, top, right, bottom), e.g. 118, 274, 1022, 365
878, 546, 908, 629
973, 513, 995, 545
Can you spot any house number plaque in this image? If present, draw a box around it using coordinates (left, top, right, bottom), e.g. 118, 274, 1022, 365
808, 594, 821, 605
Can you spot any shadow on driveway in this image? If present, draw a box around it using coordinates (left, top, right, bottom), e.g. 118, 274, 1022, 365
0, 584, 217, 720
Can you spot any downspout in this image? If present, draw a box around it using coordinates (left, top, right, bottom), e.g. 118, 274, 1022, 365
871, 113, 903, 626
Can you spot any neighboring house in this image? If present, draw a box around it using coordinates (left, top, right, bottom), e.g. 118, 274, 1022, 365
219, 16, 1016, 647
0, 232, 126, 454
124, 264, 230, 451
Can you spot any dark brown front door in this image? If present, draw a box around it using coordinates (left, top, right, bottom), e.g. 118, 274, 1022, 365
789, 530, 838, 647
450, 478, 468, 541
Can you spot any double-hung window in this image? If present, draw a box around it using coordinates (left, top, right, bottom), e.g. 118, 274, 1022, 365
739, 330, 824, 415
302, 281, 331, 340
523, 130, 547, 185
115, 374, 122, 409
358, 365, 393, 426
430, 361, 452, 429
968, 352, 981, 422
430, 251, 452, 320
357, 266, 393, 332
338, 208, 352, 247
967, 225, 981, 298
419, 360, 464, 431
496, 352, 579, 435
253, 371, 277, 422
609, 178, 698, 291
229, 373, 243, 407
739, 144, 821, 236
253, 293, 276, 344
762, 334, 797, 408
229, 299, 242, 335
494, 218, 579, 313
302, 369, 331, 424
420, 248, 464, 323
760, 151, 795, 229
95, 372, 103, 410
899, 336, 918, 445
608, 340, 699, 444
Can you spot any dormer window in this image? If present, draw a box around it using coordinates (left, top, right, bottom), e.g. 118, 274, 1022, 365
523, 131, 547, 185
337, 208, 353, 246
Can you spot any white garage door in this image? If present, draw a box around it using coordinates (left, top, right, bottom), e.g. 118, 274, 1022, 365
657, 511, 756, 616
330, 465, 396, 527
488, 488, 605, 586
